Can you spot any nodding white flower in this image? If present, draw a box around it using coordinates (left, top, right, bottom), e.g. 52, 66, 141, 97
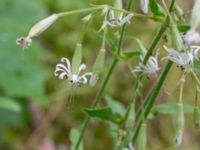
140, 0, 149, 14
99, 10, 134, 31
54, 57, 93, 87
184, 30, 200, 46
162, 45, 200, 70
175, 130, 183, 147
132, 52, 160, 75
16, 14, 58, 49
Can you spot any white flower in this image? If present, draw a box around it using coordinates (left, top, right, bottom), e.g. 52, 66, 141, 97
16, 14, 58, 49
162, 45, 199, 70
54, 57, 93, 87
184, 30, 200, 46
140, 0, 149, 14
99, 10, 134, 31
132, 52, 160, 75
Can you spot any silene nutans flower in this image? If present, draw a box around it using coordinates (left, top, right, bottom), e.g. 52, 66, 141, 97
132, 52, 160, 75
184, 30, 200, 46
162, 45, 200, 71
16, 14, 58, 49
54, 57, 93, 87
122, 143, 135, 150
99, 10, 134, 31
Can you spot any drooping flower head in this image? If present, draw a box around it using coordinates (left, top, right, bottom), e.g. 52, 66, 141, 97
16, 14, 58, 49
132, 51, 160, 75
54, 57, 93, 87
99, 10, 134, 31
162, 45, 200, 71
184, 30, 200, 46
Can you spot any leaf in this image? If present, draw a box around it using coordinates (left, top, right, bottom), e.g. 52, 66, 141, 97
150, 0, 165, 17
0, 0, 48, 99
0, 97, 21, 112
83, 107, 121, 124
120, 51, 141, 61
150, 103, 194, 117
132, 38, 147, 56
177, 25, 191, 33
105, 95, 126, 117
70, 128, 83, 150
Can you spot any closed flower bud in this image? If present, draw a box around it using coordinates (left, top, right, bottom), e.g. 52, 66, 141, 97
175, 103, 184, 147
89, 48, 105, 86
126, 103, 135, 130
16, 14, 58, 49
170, 25, 184, 51
193, 106, 200, 130
72, 43, 82, 74
137, 123, 147, 150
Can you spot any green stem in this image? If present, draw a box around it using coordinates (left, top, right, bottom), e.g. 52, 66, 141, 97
58, 6, 103, 17
74, 1, 134, 150
132, 61, 173, 143
191, 71, 200, 87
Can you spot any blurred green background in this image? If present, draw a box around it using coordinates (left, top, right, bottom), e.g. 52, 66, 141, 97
0, 0, 199, 150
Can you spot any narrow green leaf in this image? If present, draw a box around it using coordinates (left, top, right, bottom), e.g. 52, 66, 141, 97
83, 107, 121, 124
120, 51, 141, 61
150, 103, 194, 117
0, 97, 21, 112
177, 25, 191, 33
150, 0, 165, 16
105, 95, 126, 116
132, 38, 147, 56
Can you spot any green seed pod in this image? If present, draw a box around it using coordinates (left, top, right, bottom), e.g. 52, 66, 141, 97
174, 4, 184, 22
72, 43, 82, 74
126, 102, 135, 130
137, 123, 147, 150
175, 103, 184, 147
193, 106, 200, 130
89, 48, 105, 86
170, 25, 184, 51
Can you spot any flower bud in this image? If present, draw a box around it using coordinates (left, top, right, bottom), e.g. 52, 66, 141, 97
126, 103, 135, 130
114, 0, 123, 9
175, 103, 184, 147
16, 14, 58, 49
89, 48, 105, 86
28, 14, 58, 38
137, 123, 147, 150
72, 43, 82, 74
191, 0, 200, 30
193, 106, 200, 130
170, 25, 184, 51
140, 0, 149, 14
